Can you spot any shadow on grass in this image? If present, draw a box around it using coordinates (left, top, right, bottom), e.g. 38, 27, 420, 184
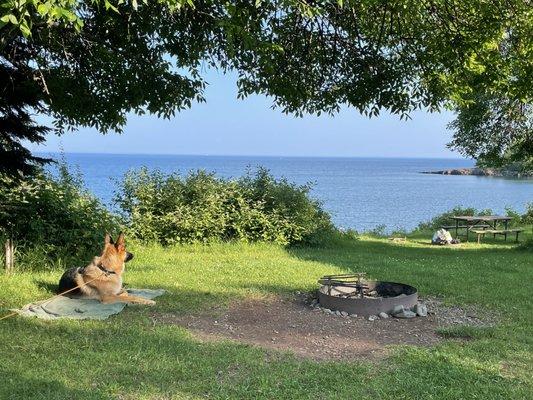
288, 235, 533, 314
0, 316, 527, 400
33, 280, 58, 294
0, 370, 112, 400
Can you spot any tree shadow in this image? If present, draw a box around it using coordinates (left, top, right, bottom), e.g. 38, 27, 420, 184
1, 316, 526, 400
33, 279, 58, 294
287, 235, 533, 310
0, 369, 112, 400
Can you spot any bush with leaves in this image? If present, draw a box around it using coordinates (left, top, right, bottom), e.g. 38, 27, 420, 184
115, 167, 333, 246
0, 163, 120, 270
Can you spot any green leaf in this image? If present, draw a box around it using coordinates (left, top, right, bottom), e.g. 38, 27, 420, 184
37, 3, 51, 16
19, 20, 31, 37
1, 14, 18, 24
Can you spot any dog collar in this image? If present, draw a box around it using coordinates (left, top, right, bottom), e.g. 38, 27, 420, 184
97, 264, 116, 276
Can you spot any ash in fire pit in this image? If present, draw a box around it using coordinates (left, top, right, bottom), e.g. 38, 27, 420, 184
318, 273, 418, 317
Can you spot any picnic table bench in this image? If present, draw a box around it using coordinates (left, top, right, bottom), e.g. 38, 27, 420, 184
447, 215, 515, 242
471, 228, 524, 244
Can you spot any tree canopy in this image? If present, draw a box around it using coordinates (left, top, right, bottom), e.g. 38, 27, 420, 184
1, 0, 532, 173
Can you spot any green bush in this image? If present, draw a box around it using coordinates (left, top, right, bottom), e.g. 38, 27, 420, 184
0, 163, 120, 270
114, 167, 333, 245
521, 202, 533, 226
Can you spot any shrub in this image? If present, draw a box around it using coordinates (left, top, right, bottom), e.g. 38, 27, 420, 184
521, 202, 533, 226
504, 206, 522, 227
520, 202, 533, 238
0, 163, 120, 270
114, 167, 333, 245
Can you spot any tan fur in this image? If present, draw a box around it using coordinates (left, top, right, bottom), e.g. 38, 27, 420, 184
73, 233, 154, 306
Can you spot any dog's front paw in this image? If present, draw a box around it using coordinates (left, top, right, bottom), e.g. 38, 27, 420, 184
143, 299, 156, 306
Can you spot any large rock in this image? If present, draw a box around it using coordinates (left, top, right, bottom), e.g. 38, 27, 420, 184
432, 229, 453, 245
392, 305, 405, 315
414, 303, 428, 317
391, 304, 416, 319
394, 309, 417, 319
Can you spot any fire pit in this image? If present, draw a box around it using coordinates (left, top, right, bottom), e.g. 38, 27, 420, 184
318, 273, 418, 316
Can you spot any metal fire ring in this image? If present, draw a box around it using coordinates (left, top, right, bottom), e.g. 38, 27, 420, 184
317, 274, 418, 316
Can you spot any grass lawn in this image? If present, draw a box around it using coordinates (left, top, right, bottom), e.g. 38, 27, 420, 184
1, 231, 532, 399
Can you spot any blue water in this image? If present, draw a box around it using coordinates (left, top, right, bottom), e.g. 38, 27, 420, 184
44, 153, 533, 232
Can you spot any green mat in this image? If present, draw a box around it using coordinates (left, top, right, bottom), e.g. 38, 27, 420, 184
14, 289, 165, 320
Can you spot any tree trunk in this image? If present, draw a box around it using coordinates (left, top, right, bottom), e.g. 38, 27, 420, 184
4, 238, 14, 272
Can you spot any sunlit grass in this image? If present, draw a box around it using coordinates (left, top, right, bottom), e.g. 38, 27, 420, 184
0, 230, 531, 399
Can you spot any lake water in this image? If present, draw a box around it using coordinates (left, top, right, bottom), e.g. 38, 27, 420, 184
45, 153, 533, 232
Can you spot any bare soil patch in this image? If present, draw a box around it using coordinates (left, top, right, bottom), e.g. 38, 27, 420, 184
151, 294, 496, 361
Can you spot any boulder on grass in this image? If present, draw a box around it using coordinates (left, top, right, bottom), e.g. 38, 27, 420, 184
432, 229, 453, 245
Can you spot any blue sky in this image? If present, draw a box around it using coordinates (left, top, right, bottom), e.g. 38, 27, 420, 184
30, 71, 459, 158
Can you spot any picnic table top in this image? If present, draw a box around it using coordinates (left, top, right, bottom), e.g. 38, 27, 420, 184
452, 215, 512, 222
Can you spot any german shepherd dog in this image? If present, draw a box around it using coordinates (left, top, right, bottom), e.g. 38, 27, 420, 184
58, 233, 155, 305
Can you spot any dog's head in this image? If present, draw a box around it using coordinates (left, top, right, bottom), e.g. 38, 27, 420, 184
99, 232, 134, 273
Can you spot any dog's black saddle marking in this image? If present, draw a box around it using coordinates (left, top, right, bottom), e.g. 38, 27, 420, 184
58, 267, 82, 295
57, 263, 115, 295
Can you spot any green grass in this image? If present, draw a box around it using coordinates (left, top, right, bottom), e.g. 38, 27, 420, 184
0, 232, 532, 399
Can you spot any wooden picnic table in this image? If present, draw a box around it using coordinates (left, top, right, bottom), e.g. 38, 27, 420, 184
450, 215, 512, 241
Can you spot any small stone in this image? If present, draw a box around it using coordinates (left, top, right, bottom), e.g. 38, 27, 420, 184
349, 314, 358, 318
379, 312, 389, 319
310, 299, 318, 307
414, 303, 428, 317
393, 310, 417, 319
322, 308, 333, 314
340, 311, 349, 317
392, 305, 405, 315
368, 315, 378, 321
335, 310, 342, 316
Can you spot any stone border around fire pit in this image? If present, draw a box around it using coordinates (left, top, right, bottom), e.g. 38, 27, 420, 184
317, 277, 420, 317
309, 296, 428, 320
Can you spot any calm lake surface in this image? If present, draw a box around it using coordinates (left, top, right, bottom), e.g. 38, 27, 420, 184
45, 153, 533, 232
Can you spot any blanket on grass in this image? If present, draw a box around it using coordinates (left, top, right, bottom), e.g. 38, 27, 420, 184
14, 289, 165, 320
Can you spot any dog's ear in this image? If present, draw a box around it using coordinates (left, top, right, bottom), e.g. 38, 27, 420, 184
115, 232, 125, 249
105, 233, 114, 246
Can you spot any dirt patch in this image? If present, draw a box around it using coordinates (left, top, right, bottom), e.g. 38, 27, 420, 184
151, 295, 496, 362
424, 296, 498, 327
153, 297, 431, 361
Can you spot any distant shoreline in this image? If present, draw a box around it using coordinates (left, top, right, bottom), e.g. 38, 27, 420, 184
421, 167, 533, 178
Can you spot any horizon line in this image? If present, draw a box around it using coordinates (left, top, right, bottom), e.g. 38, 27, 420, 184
35, 151, 470, 161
